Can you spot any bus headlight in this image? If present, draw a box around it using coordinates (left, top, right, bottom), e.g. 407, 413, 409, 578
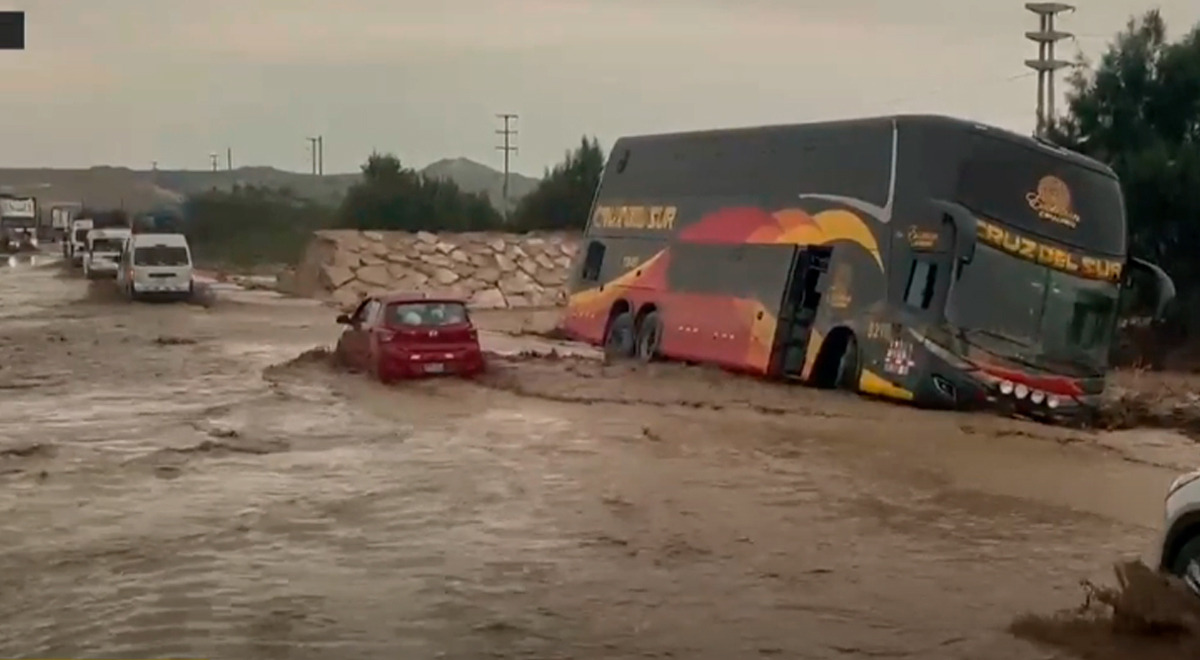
1030, 390, 1046, 404
999, 380, 1014, 395
1014, 384, 1029, 399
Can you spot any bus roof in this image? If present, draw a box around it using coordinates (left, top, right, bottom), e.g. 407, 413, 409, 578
613, 114, 1116, 179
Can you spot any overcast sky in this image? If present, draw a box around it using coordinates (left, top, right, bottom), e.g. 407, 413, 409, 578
1, 0, 1197, 175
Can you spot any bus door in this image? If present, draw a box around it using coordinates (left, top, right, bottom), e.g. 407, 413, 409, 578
773, 246, 832, 377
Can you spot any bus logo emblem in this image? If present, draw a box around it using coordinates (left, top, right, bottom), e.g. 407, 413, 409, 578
1026, 175, 1080, 229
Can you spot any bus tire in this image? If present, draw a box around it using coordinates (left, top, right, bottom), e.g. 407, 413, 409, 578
635, 311, 663, 362
835, 333, 861, 391
604, 311, 636, 360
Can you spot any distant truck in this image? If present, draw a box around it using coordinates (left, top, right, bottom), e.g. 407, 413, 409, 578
0, 194, 38, 252
66, 218, 94, 266
67, 209, 129, 267
49, 203, 82, 244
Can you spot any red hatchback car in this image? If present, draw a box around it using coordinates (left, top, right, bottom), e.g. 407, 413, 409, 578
334, 293, 486, 382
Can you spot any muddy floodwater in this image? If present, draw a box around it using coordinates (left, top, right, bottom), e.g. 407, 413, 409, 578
2, 254, 1199, 659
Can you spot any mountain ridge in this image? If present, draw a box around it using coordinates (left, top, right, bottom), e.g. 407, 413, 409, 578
0, 157, 539, 214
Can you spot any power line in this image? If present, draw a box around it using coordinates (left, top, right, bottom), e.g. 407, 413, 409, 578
872, 70, 1036, 110
495, 113, 518, 219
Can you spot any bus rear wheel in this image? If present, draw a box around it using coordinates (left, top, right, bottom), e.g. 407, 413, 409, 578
635, 311, 662, 362
604, 311, 636, 360
836, 334, 861, 391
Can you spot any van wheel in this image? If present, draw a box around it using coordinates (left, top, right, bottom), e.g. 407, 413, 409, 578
1170, 534, 1200, 596
635, 311, 663, 362
836, 334, 861, 391
604, 311, 636, 360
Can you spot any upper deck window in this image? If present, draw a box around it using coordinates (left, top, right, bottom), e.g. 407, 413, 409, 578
956, 135, 1125, 256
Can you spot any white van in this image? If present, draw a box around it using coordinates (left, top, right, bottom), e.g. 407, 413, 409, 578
67, 218, 93, 267
83, 227, 131, 279
116, 233, 194, 301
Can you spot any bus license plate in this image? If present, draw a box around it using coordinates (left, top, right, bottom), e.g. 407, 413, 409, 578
424, 363, 445, 373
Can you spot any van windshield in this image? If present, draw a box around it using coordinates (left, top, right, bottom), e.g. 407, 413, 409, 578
73, 228, 90, 243
134, 245, 190, 266
90, 239, 124, 253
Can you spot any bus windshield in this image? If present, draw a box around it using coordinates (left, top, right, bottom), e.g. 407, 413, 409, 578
946, 245, 1119, 376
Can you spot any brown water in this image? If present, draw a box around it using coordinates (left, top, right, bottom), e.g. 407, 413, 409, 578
1, 254, 1198, 659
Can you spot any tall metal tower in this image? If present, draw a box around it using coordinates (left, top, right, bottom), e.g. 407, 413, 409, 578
1024, 3, 1075, 137
496, 114, 518, 218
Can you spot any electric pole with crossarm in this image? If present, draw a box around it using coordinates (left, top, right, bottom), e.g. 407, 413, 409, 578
496, 113, 518, 220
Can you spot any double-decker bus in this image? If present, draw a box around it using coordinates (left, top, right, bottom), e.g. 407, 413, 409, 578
559, 115, 1175, 422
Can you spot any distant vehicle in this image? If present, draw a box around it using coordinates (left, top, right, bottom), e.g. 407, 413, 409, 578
116, 232, 194, 301
83, 227, 131, 279
66, 218, 94, 266
49, 203, 81, 244
560, 114, 1175, 423
0, 194, 38, 252
334, 293, 485, 382
1156, 469, 1200, 596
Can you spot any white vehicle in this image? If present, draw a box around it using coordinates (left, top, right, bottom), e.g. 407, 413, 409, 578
116, 233, 194, 301
67, 218, 94, 267
82, 227, 131, 279
1155, 469, 1200, 595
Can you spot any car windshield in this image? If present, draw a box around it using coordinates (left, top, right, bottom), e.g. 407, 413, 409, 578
946, 244, 1119, 375
90, 239, 123, 253
386, 301, 468, 327
134, 245, 190, 266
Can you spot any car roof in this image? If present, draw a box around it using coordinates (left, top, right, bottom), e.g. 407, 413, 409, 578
374, 291, 467, 304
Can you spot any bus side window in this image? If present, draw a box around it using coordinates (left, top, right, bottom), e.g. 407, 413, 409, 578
904, 260, 938, 309
581, 241, 605, 281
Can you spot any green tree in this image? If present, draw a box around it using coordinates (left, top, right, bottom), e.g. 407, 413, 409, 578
1050, 10, 1200, 324
511, 136, 605, 231
337, 153, 502, 232
183, 185, 335, 266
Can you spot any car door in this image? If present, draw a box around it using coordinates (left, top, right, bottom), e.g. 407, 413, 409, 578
362, 300, 388, 367
342, 298, 375, 369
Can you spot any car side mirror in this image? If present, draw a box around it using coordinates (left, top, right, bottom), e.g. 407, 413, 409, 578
1126, 257, 1175, 320
336, 313, 351, 324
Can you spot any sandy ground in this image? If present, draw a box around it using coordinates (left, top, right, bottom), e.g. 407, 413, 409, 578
2, 252, 1200, 659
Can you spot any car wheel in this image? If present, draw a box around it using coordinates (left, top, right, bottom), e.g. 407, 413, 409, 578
369, 356, 393, 384
604, 311, 636, 360
835, 333, 861, 391
635, 311, 663, 363
1170, 534, 1200, 596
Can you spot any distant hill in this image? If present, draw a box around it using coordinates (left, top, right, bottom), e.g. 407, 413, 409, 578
0, 158, 539, 215
421, 158, 539, 213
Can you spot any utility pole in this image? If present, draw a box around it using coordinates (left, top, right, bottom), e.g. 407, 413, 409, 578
306, 137, 319, 175
1024, 3, 1075, 137
209, 152, 218, 172
496, 113, 518, 219
227, 147, 232, 171
317, 136, 324, 176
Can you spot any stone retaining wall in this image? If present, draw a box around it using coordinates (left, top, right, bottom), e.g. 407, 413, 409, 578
289, 229, 580, 309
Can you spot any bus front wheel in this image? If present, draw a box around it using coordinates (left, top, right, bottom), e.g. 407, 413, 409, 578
604, 311, 636, 360
835, 334, 861, 391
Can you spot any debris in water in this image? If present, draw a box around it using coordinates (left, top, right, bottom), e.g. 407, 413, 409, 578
0, 442, 55, 459
155, 335, 198, 346
1010, 560, 1200, 659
